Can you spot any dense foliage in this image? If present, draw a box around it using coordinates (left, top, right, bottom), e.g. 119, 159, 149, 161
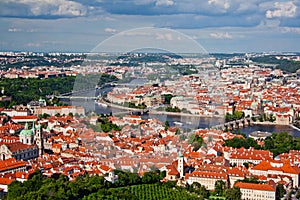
257, 113, 276, 122
86, 116, 121, 133
117, 53, 179, 63
224, 132, 300, 157
170, 64, 198, 75
0, 77, 75, 107
224, 187, 242, 200
185, 182, 210, 199
0, 74, 118, 107
162, 94, 174, 105
251, 56, 300, 73
0, 54, 85, 70
223, 137, 261, 149
188, 134, 204, 151
83, 183, 201, 200
276, 184, 286, 200
165, 106, 181, 112
264, 132, 300, 157
73, 74, 118, 91
225, 111, 244, 122
214, 180, 226, 196
7, 170, 208, 200
123, 102, 147, 109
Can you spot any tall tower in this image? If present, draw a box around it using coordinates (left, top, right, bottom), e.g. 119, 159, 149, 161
35, 121, 44, 156
178, 146, 184, 178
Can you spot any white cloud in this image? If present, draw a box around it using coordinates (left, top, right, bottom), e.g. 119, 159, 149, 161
210, 32, 233, 39
8, 28, 22, 32
281, 27, 300, 34
155, 0, 174, 6
258, 19, 281, 28
52, 2, 86, 16
208, 0, 230, 10
266, 1, 297, 18
104, 28, 118, 33
6, 0, 87, 17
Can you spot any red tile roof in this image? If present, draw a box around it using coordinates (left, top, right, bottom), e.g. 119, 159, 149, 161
0, 158, 27, 172
234, 182, 275, 191
252, 160, 300, 174
11, 115, 38, 120
0, 177, 14, 185
187, 171, 227, 180
4, 142, 37, 153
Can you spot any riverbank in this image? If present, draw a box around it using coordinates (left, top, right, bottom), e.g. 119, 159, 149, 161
252, 121, 300, 132
290, 124, 300, 132
64, 98, 300, 137
99, 99, 147, 112
99, 98, 224, 118
252, 121, 277, 125
149, 110, 223, 118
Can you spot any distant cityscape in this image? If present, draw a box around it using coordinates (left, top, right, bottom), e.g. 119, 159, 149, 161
1, 51, 300, 199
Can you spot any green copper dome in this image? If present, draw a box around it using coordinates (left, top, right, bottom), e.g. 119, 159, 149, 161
20, 122, 34, 137
20, 129, 34, 137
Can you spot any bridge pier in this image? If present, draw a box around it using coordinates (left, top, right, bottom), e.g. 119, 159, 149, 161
209, 117, 256, 132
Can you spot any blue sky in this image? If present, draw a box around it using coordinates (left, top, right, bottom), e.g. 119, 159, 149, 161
0, 0, 300, 53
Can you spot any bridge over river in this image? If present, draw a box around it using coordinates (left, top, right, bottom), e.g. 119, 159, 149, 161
54, 81, 147, 100
210, 115, 259, 131
52, 88, 99, 100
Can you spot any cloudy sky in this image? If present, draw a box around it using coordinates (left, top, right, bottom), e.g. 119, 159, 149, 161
0, 0, 300, 53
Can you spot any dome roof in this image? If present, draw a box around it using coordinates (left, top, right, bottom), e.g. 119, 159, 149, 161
20, 129, 33, 137
19, 122, 34, 137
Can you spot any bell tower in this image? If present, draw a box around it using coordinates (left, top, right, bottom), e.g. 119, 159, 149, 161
35, 121, 44, 156
178, 146, 184, 178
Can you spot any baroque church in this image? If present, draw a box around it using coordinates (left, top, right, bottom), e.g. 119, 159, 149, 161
165, 147, 194, 184
0, 121, 44, 161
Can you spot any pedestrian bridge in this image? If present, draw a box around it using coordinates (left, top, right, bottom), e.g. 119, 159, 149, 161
210, 115, 259, 131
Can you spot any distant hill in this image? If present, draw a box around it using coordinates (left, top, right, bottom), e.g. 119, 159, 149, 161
251, 56, 300, 73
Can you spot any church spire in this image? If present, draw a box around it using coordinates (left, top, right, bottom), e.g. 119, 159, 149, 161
178, 146, 184, 178
32, 120, 35, 132
24, 122, 28, 130
178, 145, 184, 158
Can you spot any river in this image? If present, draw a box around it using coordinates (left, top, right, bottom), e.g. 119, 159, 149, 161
66, 98, 300, 137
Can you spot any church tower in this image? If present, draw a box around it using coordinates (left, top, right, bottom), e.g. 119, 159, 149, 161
178, 146, 184, 178
35, 121, 44, 156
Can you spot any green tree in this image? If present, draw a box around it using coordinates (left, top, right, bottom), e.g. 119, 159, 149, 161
243, 162, 249, 169
7, 181, 24, 200
276, 184, 285, 200
164, 120, 170, 130
165, 106, 181, 112
225, 111, 244, 122
268, 113, 276, 122
188, 134, 204, 151
264, 136, 274, 149
162, 94, 174, 104
215, 180, 226, 196
263, 132, 296, 157
225, 187, 242, 200
296, 191, 300, 199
